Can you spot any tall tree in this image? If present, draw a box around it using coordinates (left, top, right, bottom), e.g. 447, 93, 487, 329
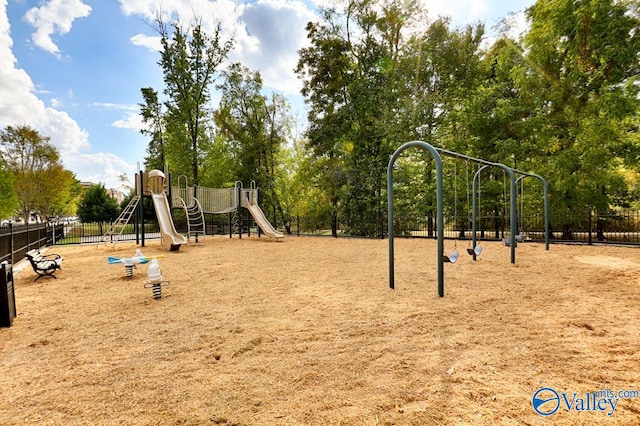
0, 160, 18, 219
296, 0, 486, 236
0, 125, 74, 221
155, 16, 233, 185
215, 63, 291, 227
139, 87, 165, 171
295, 8, 352, 236
33, 168, 77, 220
77, 183, 119, 231
521, 0, 640, 214
297, 0, 417, 236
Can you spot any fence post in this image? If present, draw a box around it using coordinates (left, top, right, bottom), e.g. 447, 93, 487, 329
9, 223, 14, 265
588, 208, 593, 245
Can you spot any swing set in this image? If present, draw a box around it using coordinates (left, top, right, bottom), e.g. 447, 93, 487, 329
387, 141, 549, 297
442, 160, 484, 263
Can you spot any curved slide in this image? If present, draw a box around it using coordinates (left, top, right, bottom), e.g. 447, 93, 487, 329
152, 192, 187, 251
243, 194, 284, 239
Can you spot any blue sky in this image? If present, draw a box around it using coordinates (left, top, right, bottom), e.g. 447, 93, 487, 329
1, 0, 534, 190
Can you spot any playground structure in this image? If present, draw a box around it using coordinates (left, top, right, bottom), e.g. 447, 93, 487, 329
148, 170, 188, 251
170, 178, 284, 240
387, 141, 549, 297
101, 168, 284, 248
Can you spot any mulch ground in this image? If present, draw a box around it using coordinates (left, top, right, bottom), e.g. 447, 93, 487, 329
0, 236, 639, 425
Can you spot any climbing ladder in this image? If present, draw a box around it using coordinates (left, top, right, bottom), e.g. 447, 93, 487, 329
179, 196, 206, 243
100, 195, 140, 246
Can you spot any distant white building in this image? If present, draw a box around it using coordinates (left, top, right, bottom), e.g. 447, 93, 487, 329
107, 188, 125, 204
80, 181, 125, 204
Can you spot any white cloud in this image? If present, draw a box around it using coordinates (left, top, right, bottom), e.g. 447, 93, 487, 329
65, 152, 136, 189
23, 0, 92, 58
239, 0, 316, 95
130, 32, 162, 52
112, 112, 144, 131
0, 1, 133, 189
91, 102, 144, 131
0, 2, 89, 155
118, 0, 317, 95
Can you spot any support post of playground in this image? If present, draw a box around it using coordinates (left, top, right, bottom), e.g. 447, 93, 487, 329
388, 140, 444, 296
137, 171, 146, 248
516, 174, 550, 251
471, 167, 550, 259
471, 165, 488, 261
435, 149, 519, 263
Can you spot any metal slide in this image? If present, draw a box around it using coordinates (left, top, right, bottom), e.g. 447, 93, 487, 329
151, 192, 187, 250
242, 193, 284, 239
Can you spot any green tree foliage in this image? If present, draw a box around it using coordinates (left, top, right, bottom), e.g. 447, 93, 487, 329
154, 16, 233, 184
77, 184, 119, 225
0, 160, 18, 219
198, 130, 237, 188
402, 18, 485, 149
296, 1, 399, 235
296, 6, 362, 236
520, 0, 640, 214
396, 18, 486, 232
139, 87, 165, 171
131, 0, 640, 237
296, 0, 486, 236
297, 0, 640, 237
33, 169, 78, 220
0, 125, 76, 221
215, 63, 290, 227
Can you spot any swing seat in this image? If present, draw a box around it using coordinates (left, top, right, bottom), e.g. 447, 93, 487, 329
502, 238, 517, 247
467, 245, 483, 256
515, 233, 527, 243
444, 248, 459, 263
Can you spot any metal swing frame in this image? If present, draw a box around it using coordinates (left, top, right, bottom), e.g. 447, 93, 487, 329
388, 141, 550, 297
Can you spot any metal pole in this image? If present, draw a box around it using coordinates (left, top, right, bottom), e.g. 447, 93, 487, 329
531, 174, 550, 251
491, 163, 516, 263
472, 165, 490, 261
135, 172, 140, 245
140, 172, 145, 248
9, 223, 14, 265
516, 173, 550, 251
388, 141, 444, 297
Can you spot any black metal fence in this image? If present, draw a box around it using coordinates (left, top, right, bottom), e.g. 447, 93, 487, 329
0, 223, 65, 265
287, 209, 640, 245
134, 209, 640, 245
56, 221, 161, 245
3, 209, 638, 267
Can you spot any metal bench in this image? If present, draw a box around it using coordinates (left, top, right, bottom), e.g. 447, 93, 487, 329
25, 250, 63, 281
